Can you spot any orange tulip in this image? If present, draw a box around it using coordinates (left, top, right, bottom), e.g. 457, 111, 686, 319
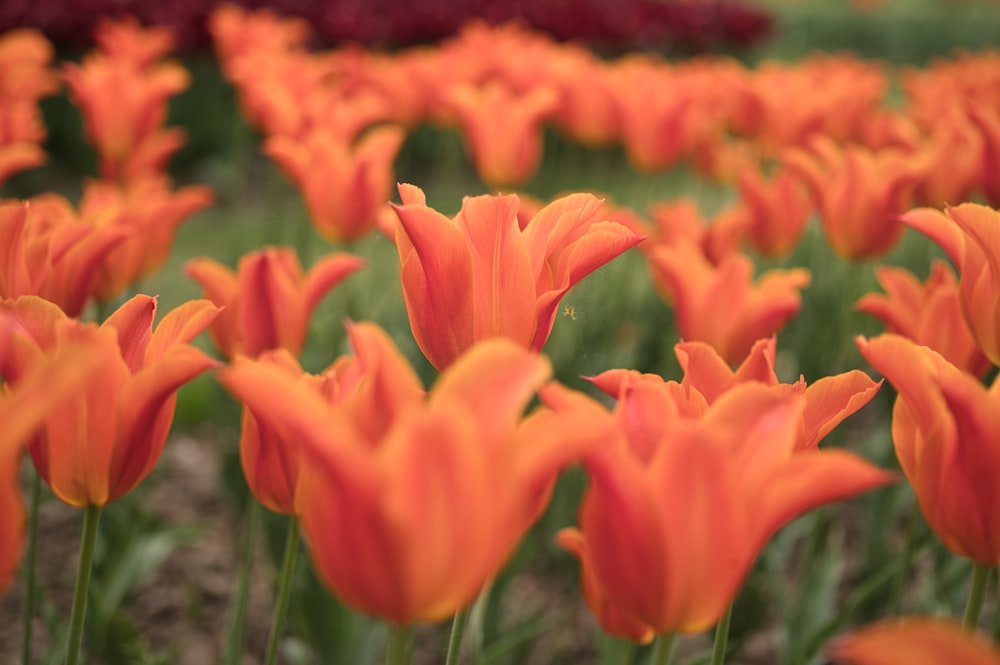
969, 106, 1000, 208
185, 246, 363, 359
0, 28, 58, 185
734, 166, 812, 259
646, 240, 810, 364
391, 184, 644, 370
0, 198, 128, 317
264, 125, 405, 243
902, 203, 1000, 367
858, 333, 1000, 565
856, 261, 989, 377
77, 176, 214, 303
783, 136, 920, 260
829, 618, 1000, 665
591, 337, 882, 450
556, 382, 892, 638
0, 330, 102, 596
62, 43, 190, 182
445, 80, 558, 188
219, 322, 595, 624
0, 294, 219, 507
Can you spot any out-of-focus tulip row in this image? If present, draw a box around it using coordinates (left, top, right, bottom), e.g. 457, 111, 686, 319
0, 0, 774, 53
4, 6, 1000, 665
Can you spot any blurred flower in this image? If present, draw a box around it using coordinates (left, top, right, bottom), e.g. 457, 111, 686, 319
62, 26, 190, 182
830, 618, 1000, 665
902, 203, 1000, 367
0, 328, 101, 597
0, 28, 58, 185
220, 322, 597, 624
733, 166, 812, 259
858, 334, 1000, 565
969, 106, 1000, 208
856, 261, 989, 377
185, 246, 363, 360
445, 80, 558, 188
911, 109, 982, 208
783, 136, 920, 260
556, 382, 892, 639
78, 176, 213, 303
0, 294, 219, 507
646, 240, 810, 364
0, 198, 127, 317
265, 125, 405, 243
391, 184, 643, 370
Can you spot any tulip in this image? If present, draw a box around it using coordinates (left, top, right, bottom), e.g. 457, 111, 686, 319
0, 28, 58, 185
445, 80, 559, 188
0, 294, 219, 507
856, 261, 989, 377
783, 136, 920, 260
219, 322, 596, 625
0, 198, 128, 317
829, 618, 1000, 665
556, 382, 892, 638
902, 203, 1000, 367
646, 240, 810, 365
734, 167, 812, 259
857, 333, 1000, 566
185, 246, 363, 360
265, 125, 405, 243
0, 331, 102, 597
77, 176, 214, 303
391, 184, 644, 370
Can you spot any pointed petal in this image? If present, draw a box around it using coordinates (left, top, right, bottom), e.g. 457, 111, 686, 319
102, 294, 156, 373
801, 371, 882, 449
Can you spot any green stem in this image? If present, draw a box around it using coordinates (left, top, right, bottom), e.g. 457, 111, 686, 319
223, 499, 260, 665
963, 562, 991, 631
444, 606, 470, 665
651, 633, 676, 665
710, 604, 734, 665
618, 639, 635, 665
263, 518, 299, 665
385, 624, 413, 665
65, 505, 102, 665
890, 509, 920, 616
22, 471, 41, 665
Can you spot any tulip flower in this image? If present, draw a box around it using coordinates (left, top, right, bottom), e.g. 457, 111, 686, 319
829, 618, 1000, 665
219, 322, 597, 624
62, 46, 190, 182
265, 125, 405, 243
902, 203, 1000, 367
857, 333, 1000, 566
185, 246, 364, 360
643, 197, 745, 269
856, 261, 989, 377
0, 331, 102, 597
445, 80, 559, 188
77, 176, 214, 303
556, 382, 892, 639
0, 28, 58, 185
783, 136, 920, 260
969, 106, 1000, 208
734, 166, 812, 259
646, 240, 810, 365
0, 198, 128, 317
591, 337, 882, 451
0, 294, 219, 507
391, 184, 644, 370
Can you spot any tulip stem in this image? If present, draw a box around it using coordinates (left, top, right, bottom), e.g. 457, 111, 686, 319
710, 603, 734, 665
385, 624, 413, 665
263, 518, 299, 665
444, 606, 470, 665
651, 633, 676, 665
65, 505, 102, 665
963, 562, 992, 631
618, 639, 635, 665
22, 472, 42, 665
223, 498, 260, 665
